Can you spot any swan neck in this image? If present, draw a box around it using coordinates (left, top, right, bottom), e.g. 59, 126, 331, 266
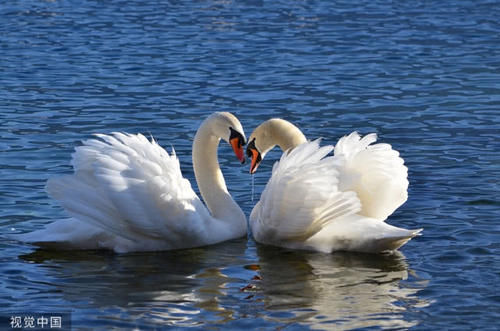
271, 120, 307, 152
192, 119, 244, 224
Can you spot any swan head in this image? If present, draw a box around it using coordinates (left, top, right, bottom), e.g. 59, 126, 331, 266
210, 112, 247, 164
246, 137, 264, 174
246, 119, 307, 174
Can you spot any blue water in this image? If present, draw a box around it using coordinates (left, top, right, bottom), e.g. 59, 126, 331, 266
1, 0, 500, 329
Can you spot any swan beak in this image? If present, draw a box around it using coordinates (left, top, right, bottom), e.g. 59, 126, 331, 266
230, 137, 245, 164
249, 148, 262, 174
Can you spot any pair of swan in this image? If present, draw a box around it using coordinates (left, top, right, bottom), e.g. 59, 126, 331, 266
18, 112, 421, 253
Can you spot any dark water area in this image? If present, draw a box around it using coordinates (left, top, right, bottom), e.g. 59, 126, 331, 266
1, 0, 499, 329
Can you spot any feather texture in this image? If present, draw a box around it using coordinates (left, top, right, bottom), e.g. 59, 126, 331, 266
18, 116, 247, 253
19, 133, 213, 252
251, 135, 421, 254
251, 140, 361, 243
335, 132, 408, 221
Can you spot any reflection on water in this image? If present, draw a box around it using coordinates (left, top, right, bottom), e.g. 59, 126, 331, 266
17, 239, 250, 328
250, 245, 430, 329
16, 239, 428, 329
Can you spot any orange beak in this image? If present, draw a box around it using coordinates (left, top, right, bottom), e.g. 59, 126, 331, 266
249, 148, 261, 174
230, 137, 245, 164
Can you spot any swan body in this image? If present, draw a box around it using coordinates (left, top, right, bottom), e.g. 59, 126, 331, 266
247, 119, 421, 253
18, 112, 247, 253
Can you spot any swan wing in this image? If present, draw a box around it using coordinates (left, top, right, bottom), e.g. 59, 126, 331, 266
334, 132, 408, 221
251, 140, 362, 243
45, 132, 211, 250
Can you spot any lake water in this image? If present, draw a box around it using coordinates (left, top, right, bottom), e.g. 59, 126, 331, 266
1, 0, 499, 329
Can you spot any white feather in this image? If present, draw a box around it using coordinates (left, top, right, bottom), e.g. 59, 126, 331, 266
251, 137, 421, 254
251, 140, 361, 242
18, 132, 224, 252
335, 132, 409, 221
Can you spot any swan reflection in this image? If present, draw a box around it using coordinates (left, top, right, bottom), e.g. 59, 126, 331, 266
247, 244, 430, 329
18, 239, 429, 329
18, 238, 248, 327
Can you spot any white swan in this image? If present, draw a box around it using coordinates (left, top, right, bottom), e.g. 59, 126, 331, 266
246, 119, 422, 253
18, 112, 248, 253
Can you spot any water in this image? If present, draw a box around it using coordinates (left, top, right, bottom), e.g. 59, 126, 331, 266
251, 174, 255, 203
1, 0, 499, 329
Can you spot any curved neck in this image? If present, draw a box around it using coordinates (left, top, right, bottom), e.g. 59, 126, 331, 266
192, 119, 245, 226
272, 122, 307, 152
256, 119, 307, 154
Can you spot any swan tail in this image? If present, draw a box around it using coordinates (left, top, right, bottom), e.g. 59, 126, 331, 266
309, 214, 422, 253
46, 174, 132, 240
371, 228, 422, 252
15, 219, 107, 249
14, 218, 151, 253
334, 132, 408, 221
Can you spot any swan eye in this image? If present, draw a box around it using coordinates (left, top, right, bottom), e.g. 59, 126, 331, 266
247, 138, 262, 174
246, 138, 257, 158
229, 127, 245, 147
229, 127, 246, 164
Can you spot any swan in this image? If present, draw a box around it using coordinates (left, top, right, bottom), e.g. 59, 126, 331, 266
246, 118, 422, 253
17, 112, 248, 253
